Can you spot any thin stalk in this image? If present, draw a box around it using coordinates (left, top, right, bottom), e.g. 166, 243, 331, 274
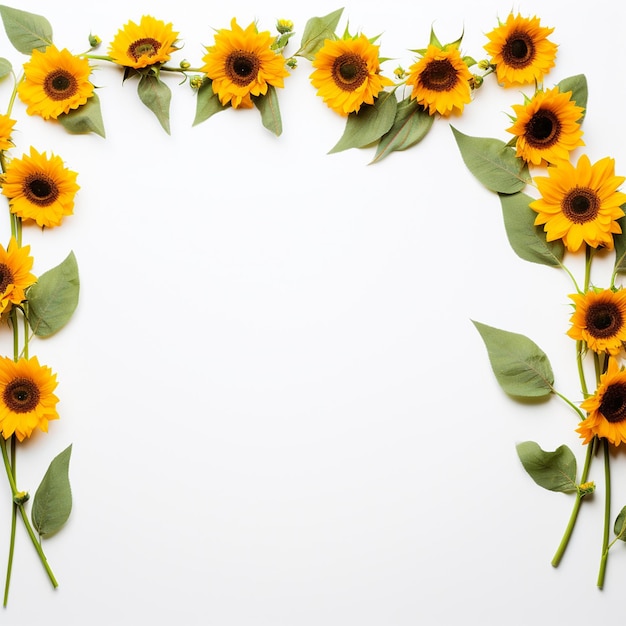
2, 437, 16, 607
597, 438, 611, 588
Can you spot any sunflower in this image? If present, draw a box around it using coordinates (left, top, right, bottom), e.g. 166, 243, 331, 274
529, 154, 626, 252
201, 18, 290, 109
1, 146, 79, 228
0, 356, 59, 442
406, 44, 472, 116
310, 34, 394, 116
567, 289, 626, 355
17, 45, 94, 120
578, 358, 626, 446
108, 15, 179, 69
484, 14, 557, 87
507, 87, 584, 165
0, 115, 16, 151
0, 237, 37, 315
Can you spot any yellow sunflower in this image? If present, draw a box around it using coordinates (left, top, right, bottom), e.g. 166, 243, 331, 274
108, 15, 179, 69
0, 237, 37, 315
17, 45, 94, 120
529, 154, 626, 252
1, 146, 79, 228
406, 44, 472, 116
578, 358, 626, 446
484, 13, 557, 87
0, 356, 59, 442
567, 289, 626, 355
507, 87, 584, 165
201, 18, 290, 109
0, 114, 16, 151
310, 34, 394, 116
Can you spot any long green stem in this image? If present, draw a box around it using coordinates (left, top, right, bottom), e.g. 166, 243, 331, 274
2, 437, 16, 607
597, 438, 611, 588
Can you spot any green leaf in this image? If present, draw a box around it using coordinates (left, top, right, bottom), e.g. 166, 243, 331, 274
614, 507, 626, 542
0, 5, 53, 54
192, 77, 226, 126
0, 57, 12, 79
516, 442, 578, 494
27, 251, 79, 337
472, 321, 554, 398
371, 97, 434, 163
451, 126, 530, 193
557, 74, 587, 119
57, 92, 105, 137
253, 85, 282, 136
328, 91, 397, 154
137, 72, 171, 134
499, 191, 565, 267
295, 8, 343, 60
613, 213, 626, 275
32, 445, 72, 538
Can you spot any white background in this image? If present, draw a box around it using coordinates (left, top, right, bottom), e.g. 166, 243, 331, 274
0, 0, 625, 623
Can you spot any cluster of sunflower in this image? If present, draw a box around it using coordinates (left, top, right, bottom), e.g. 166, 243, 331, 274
457, 12, 626, 589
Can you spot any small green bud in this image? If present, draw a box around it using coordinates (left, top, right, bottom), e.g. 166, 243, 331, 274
13, 491, 29, 505
394, 66, 407, 80
469, 74, 483, 89
578, 481, 596, 497
276, 19, 294, 34
477, 59, 491, 71
89, 33, 101, 48
286, 57, 298, 69
189, 75, 204, 90
180, 59, 191, 70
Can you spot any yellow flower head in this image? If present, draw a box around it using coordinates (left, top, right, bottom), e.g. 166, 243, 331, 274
0, 115, 16, 151
0, 237, 37, 315
507, 87, 584, 165
108, 15, 179, 69
567, 289, 626, 355
201, 18, 290, 109
310, 34, 394, 116
0, 356, 59, 442
484, 13, 557, 87
17, 45, 94, 120
406, 44, 472, 116
529, 154, 626, 252
1, 146, 79, 228
578, 358, 626, 446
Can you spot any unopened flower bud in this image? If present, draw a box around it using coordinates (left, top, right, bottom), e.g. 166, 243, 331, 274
13, 491, 29, 505
286, 57, 298, 69
180, 59, 191, 70
578, 481, 596, 497
394, 66, 406, 80
89, 33, 101, 48
189, 75, 204, 90
277, 19, 294, 34
477, 59, 491, 71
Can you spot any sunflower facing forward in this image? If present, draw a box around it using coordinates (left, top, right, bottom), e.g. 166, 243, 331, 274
0, 237, 37, 315
108, 15, 179, 69
1, 147, 79, 228
17, 45, 94, 120
568, 289, 626, 355
406, 44, 472, 116
310, 34, 394, 116
507, 87, 584, 165
0, 356, 59, 442
529, 154, 626, 252
578, 358, 626, 446
201, 18, 290, 109
484, 14, 557, 87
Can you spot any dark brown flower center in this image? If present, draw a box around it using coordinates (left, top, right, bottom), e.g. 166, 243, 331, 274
524, 108, 561, 148
562, 187, 600, 224
586, 301, 624, 338
225, 51, 260, 86
128, 38, 162, 61
419, 59, 459, 92
43, 70, 78, 101
501, 32, 535, 68
0, 263, 14, 293
3, 377, 40, 414
331, 53, 368, 92
600, 382, 626, 423
23, 173, 60, 207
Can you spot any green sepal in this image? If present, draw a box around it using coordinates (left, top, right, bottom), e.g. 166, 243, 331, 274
516, 442, 578, 494
271, 31, 295, 51
253, 84, 282, 136
613, 212, 626, 274
328, 90, 397, 154
371, 97, 433, 164
0, 5, 53, 54
193, 77, 227, 126
27, 251, 79, 337
557, 74, 587, 120
32, 445, 72, 538
499, 191, 565, 267
472, 320, 554, 398
0, 57, 12, 79
614, 507, 626, 542
295, 8, 343, 60
137, 70, 171, 134
451, 126, 530, 194
428, 27, 442, 49
463, 55, 477, 67
57, 92, 105, 137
